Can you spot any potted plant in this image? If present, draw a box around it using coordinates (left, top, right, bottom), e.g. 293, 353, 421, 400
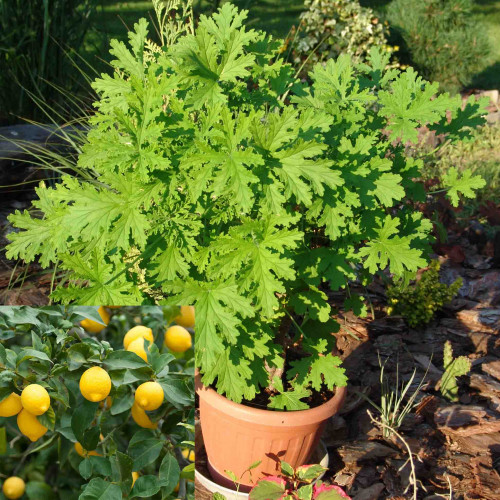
6, 0, 487, 489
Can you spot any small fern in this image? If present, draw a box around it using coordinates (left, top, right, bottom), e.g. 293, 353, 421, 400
440, 341, 471, 402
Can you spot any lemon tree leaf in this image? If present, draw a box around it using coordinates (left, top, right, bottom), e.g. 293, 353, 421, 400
79, 478, 122, 500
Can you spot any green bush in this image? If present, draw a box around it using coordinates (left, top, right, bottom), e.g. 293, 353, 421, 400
6, 4, 487, 408
387, 260, 462, 327
289, 0, 395, 74
387, 0, 490, 94
0, 0, 97, 123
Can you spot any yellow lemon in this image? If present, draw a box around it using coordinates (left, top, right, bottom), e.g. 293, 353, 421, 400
174, 483, 180, 493
132, 471, 139, 487
80, 306, 110, 334
123, 325, 154, 350
99, 396, 113, 409
21, 384, 50, 416
0, 393, 23, 417
79, 366, 112, 402
17, 409, 47, 442
164, 325, 192, 353
74, 441, 102, 458
174, 306, 195, 329
131, 402, 157, 429
135, 382, 164, 411
2, 477, 25, 499
127, 337, 150, 362
182, 448, 195, 461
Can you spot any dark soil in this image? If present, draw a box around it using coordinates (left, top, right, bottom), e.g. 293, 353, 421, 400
238, 385, 335, 411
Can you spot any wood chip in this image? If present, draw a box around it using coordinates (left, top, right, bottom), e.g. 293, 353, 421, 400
338, 441, 398, 464
482, 360, 500, 381
456, 309, 500, 334
470, 373, 500, 411
453, 432, 500, 455
435, 404, 500, 436
470, 457, 500, 500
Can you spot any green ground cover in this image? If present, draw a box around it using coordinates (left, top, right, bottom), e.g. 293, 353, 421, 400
471, 0, 500, 89
84, 0, 303, 62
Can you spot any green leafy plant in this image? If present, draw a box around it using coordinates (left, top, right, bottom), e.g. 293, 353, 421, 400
387, 260, 463, 327
288, 0, 396, 75
0, 0, 98, 123
249, 460, 350, 500
6, 3, 487, 409
387, 0, 490, 94
440, 340, 471, 402
0, 306, 194, 499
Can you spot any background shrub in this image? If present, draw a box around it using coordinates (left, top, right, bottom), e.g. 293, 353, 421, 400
386, 0, 490, 94
289, 0, 395, 74
0, 0, 98, 124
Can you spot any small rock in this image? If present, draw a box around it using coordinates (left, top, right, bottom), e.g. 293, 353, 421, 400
486, 111, 500, 124
479, 89, 499, 106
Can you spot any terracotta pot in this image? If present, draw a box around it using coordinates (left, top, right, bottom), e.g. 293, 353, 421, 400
195, 372, 346, 490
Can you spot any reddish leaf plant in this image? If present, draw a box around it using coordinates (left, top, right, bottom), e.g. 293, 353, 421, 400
249, 461, 350, 500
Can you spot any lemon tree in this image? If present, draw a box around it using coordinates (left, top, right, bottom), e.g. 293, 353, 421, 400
0, 306, 195, 500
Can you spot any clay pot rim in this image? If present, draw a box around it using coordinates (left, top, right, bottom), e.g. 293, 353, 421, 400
195, 370, 347, 425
